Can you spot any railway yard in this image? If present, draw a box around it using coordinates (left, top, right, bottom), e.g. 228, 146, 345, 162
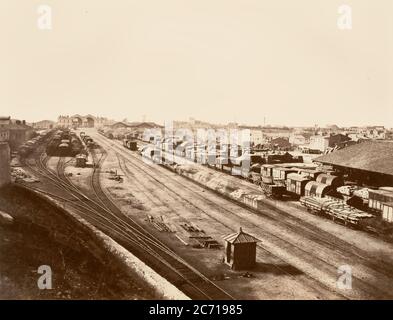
5, 128, 393, 300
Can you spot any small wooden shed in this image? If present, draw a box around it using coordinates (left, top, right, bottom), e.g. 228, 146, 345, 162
223, 228, 259, 270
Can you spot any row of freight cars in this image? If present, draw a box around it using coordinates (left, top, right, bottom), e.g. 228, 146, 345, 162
98, 127, 140, 141
251, 163, 343, 199
18, 129, 53, 157
139, 139, 380, 228
138, 137, 393, 232
79, 131, 96, 148
139, 137, 393, 210
46, 129, 84, 157
141, 140, 335, 200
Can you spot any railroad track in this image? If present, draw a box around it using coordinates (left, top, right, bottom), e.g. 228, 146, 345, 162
93, 134, 393, 300
21, 148, 235, 300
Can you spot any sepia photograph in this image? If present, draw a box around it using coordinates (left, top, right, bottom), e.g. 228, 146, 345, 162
0, 0, 392, 312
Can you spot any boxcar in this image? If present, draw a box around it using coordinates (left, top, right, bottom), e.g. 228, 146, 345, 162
368, 189, 393, 212
286, 173, 311, 196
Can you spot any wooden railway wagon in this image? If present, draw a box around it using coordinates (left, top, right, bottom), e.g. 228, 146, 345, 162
123, 139, 138, 151
272, 167, 297, 181
260, 181, 286, 199
296, 169, 324, 180
230, 154, 262, 170
381, 202, 393, 223
249, 164, 263, 185
264, 152, 303, 164
18, 145, 34, 157
286, 173, 312, 197
368, 189, 393, 213
82, 135, 93, 144
300, 196, 374, 227
58, 142, 71, 156
261, 164, 276, 178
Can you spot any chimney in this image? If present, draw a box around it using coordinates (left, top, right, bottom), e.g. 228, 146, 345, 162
22, 120, 26, 125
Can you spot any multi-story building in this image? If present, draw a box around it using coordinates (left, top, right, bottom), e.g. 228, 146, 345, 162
31, 120, 55, 129
57, 115, 112, 128
309, 134, 351, 153
289, 134, 307, 146
0, 116, 10, 142
0, 116, 35, 151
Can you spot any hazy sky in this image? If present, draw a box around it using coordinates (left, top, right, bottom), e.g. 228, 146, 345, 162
0, 0, 392, 127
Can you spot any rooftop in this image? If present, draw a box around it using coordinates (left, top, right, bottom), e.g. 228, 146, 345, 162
223, 228, 259, 244
315, 141, 393, 176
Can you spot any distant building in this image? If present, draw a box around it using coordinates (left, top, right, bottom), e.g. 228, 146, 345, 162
31, 120, 55, 129
238, 126, 267, 146
0, 117, 35, 151
269, 137, 292, 150
309, 134, 351, 152
261, 127, 292, 139
0, 116, 10, 142
110, 122, 131, 130
8, 120, 35, 151
289, 134, 306, 146
57, 115, 112, 128
0, 142, 11, 187
314, 140, 393, 187
102, 121, 163, 140
0, 128, 9, 142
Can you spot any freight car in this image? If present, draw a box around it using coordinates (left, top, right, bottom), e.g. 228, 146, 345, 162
272, 167, 297, 181
261, 181, 286, 199
286, 173, 312, 197
18, 145, 34, 157
304, 181, 331, 197
296, 169, 324, 180
368, 189, 393, 213
300, 196, 374, 227
58, 143, 70, 156
123, 139, 138, 151
45, 130, 84, 156
261, 164, 275, 178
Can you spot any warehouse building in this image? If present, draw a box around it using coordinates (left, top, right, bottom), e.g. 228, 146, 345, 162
315, 141, 393, 187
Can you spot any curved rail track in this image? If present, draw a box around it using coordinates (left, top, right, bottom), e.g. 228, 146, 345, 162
20, 147, 235, 300
93, 134, 393, 300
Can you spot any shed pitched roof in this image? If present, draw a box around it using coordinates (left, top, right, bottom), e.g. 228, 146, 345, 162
315, 141, 393, 176
223, 228, 259, 244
